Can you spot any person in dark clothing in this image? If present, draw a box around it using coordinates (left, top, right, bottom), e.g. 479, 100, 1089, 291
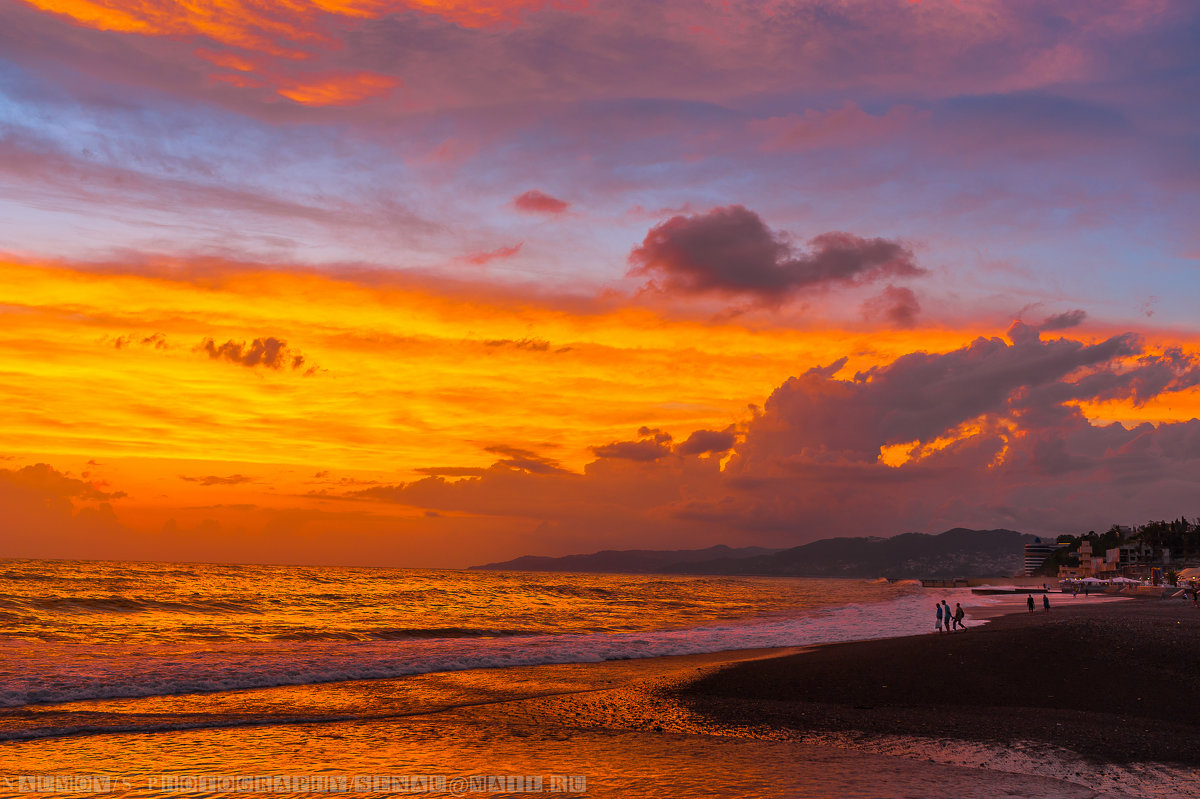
1043, 594, 1051, 613
1027, 594, 1035, 613
954, 602, 965, 630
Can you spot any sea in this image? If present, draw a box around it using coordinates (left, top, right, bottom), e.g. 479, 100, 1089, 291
0, 559, 1180, 798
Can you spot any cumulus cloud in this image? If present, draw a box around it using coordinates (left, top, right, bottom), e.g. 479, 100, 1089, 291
628, 205, 923, 302
512, 190, 569, 215
345, 326, 1200, 548
637, 427, 673, 444
709, 324, 1200, 535
592, 439, 673, 461
4, 463, 126, 502
200, 337, 316, 374
0, 463, 131, 559
676, 427, 736, 456
1041, 309, 1088, 330
861, 285, 921, 328
734, 323, 1172, 462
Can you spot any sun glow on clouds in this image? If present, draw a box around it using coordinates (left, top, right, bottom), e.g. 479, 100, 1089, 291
19, 0, 564, 106
276, 72, 400, 106
4, 257, 1199, 516
0, 258, 964, 470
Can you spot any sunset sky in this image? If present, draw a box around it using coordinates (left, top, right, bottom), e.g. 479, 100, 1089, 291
3, 0, 1200, 566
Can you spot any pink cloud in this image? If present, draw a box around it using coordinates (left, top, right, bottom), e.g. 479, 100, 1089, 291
512, 190, 570, 215
462, 243, 524, 266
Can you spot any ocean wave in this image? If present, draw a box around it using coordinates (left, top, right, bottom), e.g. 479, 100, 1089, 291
272, 627, 544, 641
0, 589, 991, 714
3, 596, 262, 615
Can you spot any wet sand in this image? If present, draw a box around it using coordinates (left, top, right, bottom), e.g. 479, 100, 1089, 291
666, 597, 1200, 767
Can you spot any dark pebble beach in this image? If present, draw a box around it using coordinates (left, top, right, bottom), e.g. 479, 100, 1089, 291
670, 597, 1200, 766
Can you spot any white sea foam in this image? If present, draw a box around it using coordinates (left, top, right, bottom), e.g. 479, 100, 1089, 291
0, 589, 992, 714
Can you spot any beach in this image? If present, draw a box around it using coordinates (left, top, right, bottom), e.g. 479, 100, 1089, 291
473, 595, 1199, 797
671, 597, 1200, 765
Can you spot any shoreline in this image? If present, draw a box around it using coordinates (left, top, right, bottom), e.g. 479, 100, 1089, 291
663, 597, 1200, 767
0, 591, 1129, 741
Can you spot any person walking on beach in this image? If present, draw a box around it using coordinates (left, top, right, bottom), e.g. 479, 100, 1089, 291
954, 602, 965, 630
1027, 594, 1035, 613
935, 602, 943, 633
1043, 594, 1051, 613
941, 600, 952, 632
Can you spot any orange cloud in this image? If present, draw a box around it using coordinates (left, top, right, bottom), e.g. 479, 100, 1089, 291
275, 72, 400, 105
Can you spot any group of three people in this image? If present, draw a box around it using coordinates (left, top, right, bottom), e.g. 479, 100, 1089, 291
934, 599, 964, 632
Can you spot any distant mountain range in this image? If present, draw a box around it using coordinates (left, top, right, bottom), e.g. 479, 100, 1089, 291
468, 544, 780, 574
469, 528, 1035, 578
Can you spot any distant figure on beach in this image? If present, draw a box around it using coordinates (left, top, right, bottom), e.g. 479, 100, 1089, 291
941, 600, 952, 631
1027, 595, 1035, 613
954, 603, 965, 630
1043, 594, 1051, 613
935, 602, 943, 632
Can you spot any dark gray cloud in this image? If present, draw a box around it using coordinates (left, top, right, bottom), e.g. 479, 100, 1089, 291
200, 337, 316, 374
734, 322, 1171, 461
676, 428, 736, 456
637, 427, 673, 444
114, 332, 167, 349
862, 285, 920, 328
482, 445, 571, 475
1041, 309, 1088, 330
628, 205, 922, 301
592, 439, 673, 461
